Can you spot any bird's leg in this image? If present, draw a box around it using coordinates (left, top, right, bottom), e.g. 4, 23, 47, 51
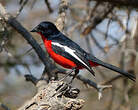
69, 69, 79, 84
59, 68, 75, 81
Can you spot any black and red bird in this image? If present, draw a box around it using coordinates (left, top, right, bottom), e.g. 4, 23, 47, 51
31, 21, 136, 82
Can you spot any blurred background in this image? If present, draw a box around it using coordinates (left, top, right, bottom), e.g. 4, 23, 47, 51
0, 0, 137, 110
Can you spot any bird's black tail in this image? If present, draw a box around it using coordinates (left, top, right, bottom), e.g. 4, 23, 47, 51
88, 54, 136, 82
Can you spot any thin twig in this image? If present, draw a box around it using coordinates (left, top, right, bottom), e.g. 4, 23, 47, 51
90, 32, 106, 53
85, 36, 93, 54
105, 18, 111, 39
0, 103, 11, 110
94, 28, 119, 44
16, 0, 28, 17
92, 0, 138, 8
24, 74, 38, 85
44, 0, 53, 13
82, 4, 114, 35
101, 75, 123, 85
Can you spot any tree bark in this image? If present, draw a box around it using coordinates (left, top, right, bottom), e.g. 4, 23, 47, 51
18, 80, 84, 110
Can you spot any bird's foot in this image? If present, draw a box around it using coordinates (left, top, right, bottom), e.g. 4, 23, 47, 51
59, 69, 74, 82
53, 81, 80, 98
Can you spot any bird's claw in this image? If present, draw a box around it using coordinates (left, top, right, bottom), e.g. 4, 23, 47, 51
53, 82, 80, 98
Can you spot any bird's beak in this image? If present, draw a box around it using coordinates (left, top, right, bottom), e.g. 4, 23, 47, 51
30, 26, 38, 32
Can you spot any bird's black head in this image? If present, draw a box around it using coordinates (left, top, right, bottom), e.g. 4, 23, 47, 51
31, 21, 60, 36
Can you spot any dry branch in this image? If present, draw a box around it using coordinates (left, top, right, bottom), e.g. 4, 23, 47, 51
0, 102, 11, 110
56, 0, 68, 31
82, 4, 114, 35
92, 0, 138, 8
0, 3, 58, 80
45, 0, 53, 13
18, 81, 84, 110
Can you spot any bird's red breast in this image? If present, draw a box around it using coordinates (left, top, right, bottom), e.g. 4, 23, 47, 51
39, 33, 77, 69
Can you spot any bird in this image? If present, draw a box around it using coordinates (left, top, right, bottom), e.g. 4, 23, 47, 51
31, 21, 136, 82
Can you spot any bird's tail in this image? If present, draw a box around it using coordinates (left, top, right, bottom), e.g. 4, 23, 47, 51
88, 54, 136, 82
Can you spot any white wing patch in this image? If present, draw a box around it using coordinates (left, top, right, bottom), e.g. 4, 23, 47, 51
52, 42, 90, 69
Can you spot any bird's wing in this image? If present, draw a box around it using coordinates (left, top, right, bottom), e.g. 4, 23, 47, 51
51, 35, 95, 76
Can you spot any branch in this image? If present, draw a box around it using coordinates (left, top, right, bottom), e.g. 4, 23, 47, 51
101, 75, 123, 85
82, 4, 114, 35
0, 103, 10, 110
18, 81, 84, 110
16, 0, 28, 17
0, 3, 57, 80
92, 0, 138, 8
44, 0, 53, 13
57, 71, 112, 100
76, 75, 112, 100
24, 74, 38, 85
56, 0, 68, 31
90, 33, 106, 53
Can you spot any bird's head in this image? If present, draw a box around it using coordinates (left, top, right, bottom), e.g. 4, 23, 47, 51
31, 21, 59, 37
